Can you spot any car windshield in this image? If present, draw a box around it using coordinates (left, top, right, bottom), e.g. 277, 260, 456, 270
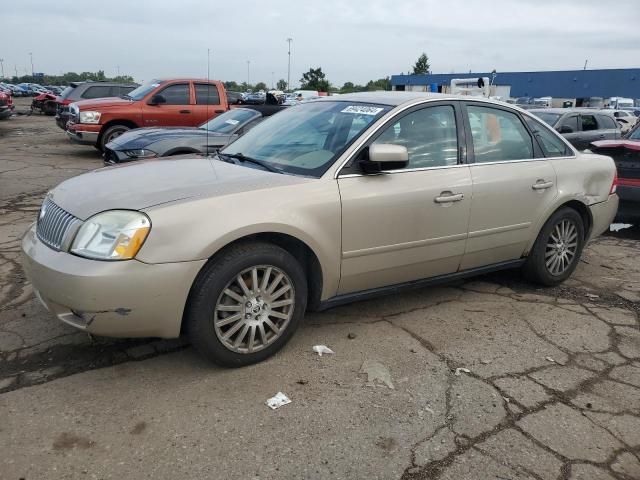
221, 101, 391, 177
532, 112, 561, 127
125, 79, 162, 100
200, 109, 259, 133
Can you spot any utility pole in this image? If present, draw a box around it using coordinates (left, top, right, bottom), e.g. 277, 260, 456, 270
117, 65, 120, 78
14, 64, 18, 78
271, 71, 275, 89
246, 60, 250, 89
286, 37, 293, 91
0, 59, 4, 80
29, 52, 34, 77
583, 59, 588, 70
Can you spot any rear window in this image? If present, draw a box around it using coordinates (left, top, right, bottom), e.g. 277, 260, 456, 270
59, 86, 75, 100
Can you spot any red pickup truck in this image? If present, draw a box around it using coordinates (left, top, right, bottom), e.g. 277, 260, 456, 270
66, 78, 229, 151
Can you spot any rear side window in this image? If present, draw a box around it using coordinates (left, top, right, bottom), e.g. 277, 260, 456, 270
467, 105, 534, 162
81, 85, 113, 99
195, 83, 221, 105
373, 105, 459, 168
109, 85, 135, 97
524, 116, 572, 157
581, 115, 598, 131
559, 115, 579, 133
597, 115, 617, 130
158, 84, 190, 105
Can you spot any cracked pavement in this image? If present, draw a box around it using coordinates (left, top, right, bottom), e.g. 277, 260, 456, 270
1, 98, 639, 479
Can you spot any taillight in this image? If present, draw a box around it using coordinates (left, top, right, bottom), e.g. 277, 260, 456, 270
610, 172, 618, 195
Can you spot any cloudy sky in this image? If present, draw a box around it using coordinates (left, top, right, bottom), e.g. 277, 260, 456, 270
3, 0, 640, 87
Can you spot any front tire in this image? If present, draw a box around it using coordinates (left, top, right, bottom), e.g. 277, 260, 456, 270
186, 242, 308, 367
99, 124, 130, 151
523, 207, 585, 286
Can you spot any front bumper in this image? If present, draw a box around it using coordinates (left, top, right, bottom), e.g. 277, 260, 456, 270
55, 111, 70, 130
65, 122, 100, 145
21, 224, 206, 338
588, 194, 619, 240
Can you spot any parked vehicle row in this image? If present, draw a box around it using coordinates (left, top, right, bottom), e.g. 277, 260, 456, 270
22, 93, 618, 366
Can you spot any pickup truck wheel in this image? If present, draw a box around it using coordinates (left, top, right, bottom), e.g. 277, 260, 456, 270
523, 207, 585, 286
186, 242, 307, 367
99, 125, 130, 151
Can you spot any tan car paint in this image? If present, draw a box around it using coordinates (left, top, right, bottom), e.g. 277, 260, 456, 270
337, 166, 472, 293
22, 93, 619, 340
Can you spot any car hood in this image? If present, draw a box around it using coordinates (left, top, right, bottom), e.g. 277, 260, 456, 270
591, 139, 640, 151
72, 97, 135, 110
108, 127, 226, 149
48, 157, 310, 220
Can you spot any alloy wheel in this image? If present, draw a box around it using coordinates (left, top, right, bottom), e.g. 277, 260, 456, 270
545, 219, 578, 276
213, 265, 295, 354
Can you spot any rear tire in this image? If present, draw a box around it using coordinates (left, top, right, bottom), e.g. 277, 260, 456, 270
99, 124, 130, 152
523, 207, 585, 286
186, 242, 307, 367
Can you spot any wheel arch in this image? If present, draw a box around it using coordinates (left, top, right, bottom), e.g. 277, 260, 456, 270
525, 198, 593, 255
163, 147, 201, 157
180, 231, 324, 335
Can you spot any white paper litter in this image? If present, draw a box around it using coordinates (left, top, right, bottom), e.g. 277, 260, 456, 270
585, 293, 600, 299
266, 392, 291, 410
360, 360, 394, 389
312, 345, 334, 356
545, 356, 556, 363
454, 367, 471, 376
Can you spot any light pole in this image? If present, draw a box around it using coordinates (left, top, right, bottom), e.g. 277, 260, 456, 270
246, 60, 250, 89
286, 37, 293, 91
29, 52, 34, 77
0, 59, 4, 80
271, 71, 274, 89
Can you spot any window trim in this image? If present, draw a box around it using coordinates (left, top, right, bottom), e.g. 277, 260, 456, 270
461, 101, 543, 164
336, 100, 466, 177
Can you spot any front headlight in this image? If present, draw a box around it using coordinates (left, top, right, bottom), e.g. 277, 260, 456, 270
123, 148, 157, 158
79, 111, 101, 124
71, 210, 151, 260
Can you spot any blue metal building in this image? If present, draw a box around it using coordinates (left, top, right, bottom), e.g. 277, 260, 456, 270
391, 69, 640, 99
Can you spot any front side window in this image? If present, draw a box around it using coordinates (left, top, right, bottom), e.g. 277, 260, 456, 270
222, 101, 390, 177
373, 105, 458, 168
195, 83, 221, 105
524, 116, 572, 157
467, 105, 534, 163
581, 115, 598, 131
158, 84, 190, 105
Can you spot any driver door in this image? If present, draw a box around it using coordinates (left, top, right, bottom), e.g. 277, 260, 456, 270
142, 82, 196, 127
337, 102, 472, 294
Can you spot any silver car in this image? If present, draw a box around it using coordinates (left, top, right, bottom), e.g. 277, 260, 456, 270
22, 93, 618, 366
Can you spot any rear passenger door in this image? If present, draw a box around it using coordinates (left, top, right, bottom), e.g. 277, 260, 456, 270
460, 102, 558, 270
596, 114, 620, 140
193, 83, 226, 126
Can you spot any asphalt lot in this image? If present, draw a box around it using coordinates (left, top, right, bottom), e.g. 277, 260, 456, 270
1, 97, 639, 480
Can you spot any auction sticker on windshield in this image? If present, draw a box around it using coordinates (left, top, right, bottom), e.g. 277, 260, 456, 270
341, 105, 384, 115
225, 119, 240, 125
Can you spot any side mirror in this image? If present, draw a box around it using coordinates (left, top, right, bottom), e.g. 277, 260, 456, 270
149, 94, 166, 105
359, 144, 409, 174
558, 125, 573, 134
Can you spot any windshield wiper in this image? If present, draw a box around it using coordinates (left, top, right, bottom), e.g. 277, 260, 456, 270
218, 153, 282, 174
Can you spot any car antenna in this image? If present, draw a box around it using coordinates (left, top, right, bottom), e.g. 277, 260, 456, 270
206, 48, 210, 157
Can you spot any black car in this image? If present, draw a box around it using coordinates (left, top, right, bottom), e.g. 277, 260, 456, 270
103, 105, 286, 165
530, 108, 620, 150
55, 81, 138, 130
226, 91, 245, 105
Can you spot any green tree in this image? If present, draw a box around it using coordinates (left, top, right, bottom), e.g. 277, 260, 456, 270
412, 53, 430, 75
341, 81, 355, 93
366, 77, 391, 91
276, 79, 287, 91
254, 81, 267, 91
224, 81, 241, 91
300, 67, 331, 92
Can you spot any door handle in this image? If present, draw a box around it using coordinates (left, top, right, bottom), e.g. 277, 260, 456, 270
179, 109, 191, 114
532, 180, 554, 190
434, 192, 464, 203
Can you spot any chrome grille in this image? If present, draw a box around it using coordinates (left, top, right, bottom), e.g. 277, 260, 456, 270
36, 198, 80, 250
